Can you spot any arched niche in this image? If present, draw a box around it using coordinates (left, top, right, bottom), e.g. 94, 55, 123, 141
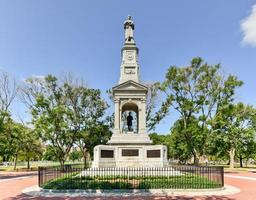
121, 102, 139, 133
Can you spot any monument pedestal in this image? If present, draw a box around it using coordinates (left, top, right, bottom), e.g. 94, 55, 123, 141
92, 144, 168, 168
92, 132, 168, 168
107, 133, 152, 145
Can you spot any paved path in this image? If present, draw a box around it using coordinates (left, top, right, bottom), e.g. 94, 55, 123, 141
1, 172, 256, 200
0, 172, 37, 180
0, 175, 37, 200
224, 172, 256, 200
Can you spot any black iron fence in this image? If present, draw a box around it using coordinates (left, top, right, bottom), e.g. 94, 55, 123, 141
38, 165, 224, 190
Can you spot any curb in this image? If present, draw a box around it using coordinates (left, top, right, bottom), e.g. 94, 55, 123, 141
22, 185, 240, 197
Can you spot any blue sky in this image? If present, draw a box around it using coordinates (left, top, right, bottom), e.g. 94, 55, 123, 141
0, 0, 256, 134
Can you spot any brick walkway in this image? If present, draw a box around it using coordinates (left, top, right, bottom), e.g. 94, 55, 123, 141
1, 172, 256, 200
0, 171, 37, 180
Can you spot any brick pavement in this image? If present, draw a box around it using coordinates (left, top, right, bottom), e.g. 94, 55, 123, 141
0, 172, 37, 180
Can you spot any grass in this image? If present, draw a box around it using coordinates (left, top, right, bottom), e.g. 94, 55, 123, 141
0, 165, 38, 172
0, 161, 83, 172
42, 173, 222, 190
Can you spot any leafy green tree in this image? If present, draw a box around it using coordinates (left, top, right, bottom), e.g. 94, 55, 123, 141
212, 103, 254, 168
0, 72, 18, 161
0, 114, 12, 162
77, 123, 111, 167
21, 74, 109, 168
20, 128, 43, 169
69, 148, 83, 162
62, 77, 109, 167
251, 111, 256, 164
149, 133, 167, 144
169, 117, 204, 164
21, 75, 78, 168
1, 119, 23, 169
236, 129, 256, 167
42, 145, 58, 161
0, 120, 42, 169
152, 57, 242, 164
207, 129, 229, 163
145, 83, 161, 131
149, 133, 177, 160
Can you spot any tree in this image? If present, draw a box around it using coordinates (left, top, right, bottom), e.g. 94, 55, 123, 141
149, 133, 175, 160
20, 128, 43, 169
77, 123, 111, 167
69, 148, 83, 162
236, 129, 256, 167
149, 133, 167, 144
207, 129, 229, 163
21, 74, 109, 168
153, 57, 242, 164
0, 72, 18, 125
0, 72, 18, 162
145, 82, 161, 131
21, 75, 78, 168
0, 120, 42, 169
1, 119, 23, 169
169, 117, 204, 164
62, 75, 109, 167
42, 145, 58, 161
213, 103, 255, 168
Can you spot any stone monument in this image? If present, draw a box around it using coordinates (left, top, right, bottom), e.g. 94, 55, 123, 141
92, 16, 168, 168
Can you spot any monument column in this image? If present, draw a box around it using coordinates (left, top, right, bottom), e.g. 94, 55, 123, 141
114, 98, 120, 134
119, 15, 139, 84
139, 98, 146, 134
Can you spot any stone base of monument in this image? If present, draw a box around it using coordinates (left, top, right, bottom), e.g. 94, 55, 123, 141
92, 144, 168, 168
107, 132, 153, 145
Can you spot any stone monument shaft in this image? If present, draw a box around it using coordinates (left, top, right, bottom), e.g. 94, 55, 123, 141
92, 16, 168, 168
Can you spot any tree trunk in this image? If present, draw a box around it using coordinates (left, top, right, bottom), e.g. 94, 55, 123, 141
246, 159, 249, 167
194, 155, 199, 165
13, 154, 18, 170
227, 159, 230, 165
83, 153, 87, 169
59, 159, 65, 171
27, 156, 30, 169
229, 147, 235, 169
239, 155, 243, 168
81, 147, 87, 169
193, 150, 200, 165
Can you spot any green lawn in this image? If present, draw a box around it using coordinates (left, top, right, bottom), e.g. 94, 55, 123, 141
0, 165, 38, 172
42, 173, 222, 190
0, 161, 83, 172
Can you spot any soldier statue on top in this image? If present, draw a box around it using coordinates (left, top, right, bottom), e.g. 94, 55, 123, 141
124, 15, 135, 42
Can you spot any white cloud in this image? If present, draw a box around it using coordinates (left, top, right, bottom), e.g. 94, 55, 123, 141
241, 4, 256, 47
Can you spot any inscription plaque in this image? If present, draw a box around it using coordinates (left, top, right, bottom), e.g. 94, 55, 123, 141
122, 149, 139, 157
101, 150, 114, 158
147, 150, 161, 158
